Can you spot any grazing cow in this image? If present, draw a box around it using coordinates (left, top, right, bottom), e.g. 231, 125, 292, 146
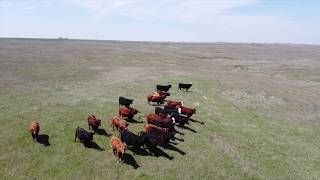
145, 123, 175, 139
138, 131, 159, 151
171, 113, 189, 126
155, 106, 166, 116
178, 83, 192, 91
155, 106, 180, 116
167, 100, 183, 108
164, 106, 181, 115
111, 136, 127, 163
29, 121, 40, 142
119, 106, 139, 119
87, 114, 101, 131
147, 91, 170, 105
120, 130, 145, 153
74, 127, 94, 142
111, 116, 128, 131
144, 124, 172, 148
176, 105, 196, 118
119, 96, 133, 107
144, 123, 169, 133
156, 84, 172, 92
146, 113, 173, 125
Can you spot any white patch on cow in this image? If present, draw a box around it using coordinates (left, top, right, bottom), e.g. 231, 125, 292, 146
181, 101, 184, 106
178, 108, 181, 114
171, 117, 175, 124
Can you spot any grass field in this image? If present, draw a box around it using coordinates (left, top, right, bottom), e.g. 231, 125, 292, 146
0, 38, 320, 179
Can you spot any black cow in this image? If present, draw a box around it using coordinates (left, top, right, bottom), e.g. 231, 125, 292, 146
120, 130, 145, 153
171, 113, 189, 126
164, 106, 181, 115
119, 96, 133, 107
178, 83, 192, 91
156, 85, 172, 92
74, 127, 94, 142
155, 106, 181, 116
139, 131, 159, 151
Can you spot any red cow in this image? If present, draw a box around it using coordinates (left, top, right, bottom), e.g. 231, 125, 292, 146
111, 116, 128, 131
146, 113, 172, 125
167, 100, 183, 108
110, 136, 127, 163
144, 123, 169, 133
119, 106, 139, 119
29, 121, 40, 142
176, 105, 196, 118
147, 91, 170, 105
87, 114, 101, 131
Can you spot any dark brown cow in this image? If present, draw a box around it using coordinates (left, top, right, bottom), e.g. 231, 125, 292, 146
176, 105, 196, 118
167, 100, 183, 108
119, 105, 139, 119
111, 136, 127, 163
111, 116, 128, 131
144, 124, 172, 147
29, 121, 40, 142
144, 123, 169, 133
146, 113, 172, 125
147, 91, 170, 105
87, 114, 101, 131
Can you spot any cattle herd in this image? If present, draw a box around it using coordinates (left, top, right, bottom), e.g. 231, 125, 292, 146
29, 83, 196, 163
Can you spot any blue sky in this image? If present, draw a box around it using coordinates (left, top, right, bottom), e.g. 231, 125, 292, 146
0, 0, 319, 44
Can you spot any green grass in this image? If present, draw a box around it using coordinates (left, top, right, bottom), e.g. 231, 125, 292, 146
1, 39, 320, 179
1, 76, 320, 179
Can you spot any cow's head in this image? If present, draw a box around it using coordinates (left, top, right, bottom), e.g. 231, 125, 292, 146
171, 117, 176, 124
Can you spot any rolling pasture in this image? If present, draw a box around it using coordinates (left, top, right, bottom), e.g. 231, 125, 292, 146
0, 39, 320, 179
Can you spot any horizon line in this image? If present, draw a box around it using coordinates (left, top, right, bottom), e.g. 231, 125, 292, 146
1, 37, 319, 46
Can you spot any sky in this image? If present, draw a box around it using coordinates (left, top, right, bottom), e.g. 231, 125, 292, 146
0, 0, 319, 44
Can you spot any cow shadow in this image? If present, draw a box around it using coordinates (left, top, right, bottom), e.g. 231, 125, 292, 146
166, 144, 186, 156
122, 154, 140, 169
190, 118, 205, 125
174, 129, 184, 136
94, 128, 111, 136
83, 141, 104, 151
177, 125, 197, 133
129, 147, 150, 156
37, 134, 50, 146
125, 118, 143, 124
169, 141, 179, 145
151, 147, 174, 160
174, 137, 184, 142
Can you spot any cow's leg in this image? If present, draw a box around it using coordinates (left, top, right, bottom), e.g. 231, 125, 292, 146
35, 132, 39, 142
32, 134, 36, 142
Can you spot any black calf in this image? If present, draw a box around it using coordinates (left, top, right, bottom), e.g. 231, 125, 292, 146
119, 96, 133, 107
178, 83, 192, 91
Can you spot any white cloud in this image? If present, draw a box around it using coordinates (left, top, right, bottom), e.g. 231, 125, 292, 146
64, 0, 260, 23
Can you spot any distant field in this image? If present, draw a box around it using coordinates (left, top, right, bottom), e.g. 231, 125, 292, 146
0, 38, 320, 179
